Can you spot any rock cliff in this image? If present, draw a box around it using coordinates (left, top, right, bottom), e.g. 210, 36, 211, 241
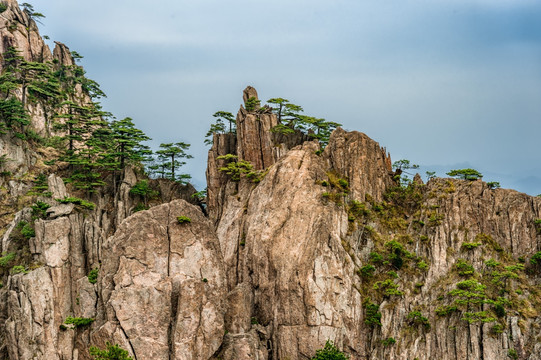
1, 2, 541, 359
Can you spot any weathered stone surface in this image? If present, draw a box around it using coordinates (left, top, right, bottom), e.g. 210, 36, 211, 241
97, 199, 226, 360
324, 127, 394, 202
236, 107, 277, 171
0, 0, 52, 71
48, 174, 68, 199
242, 86, 260, 110
206, 132, 237, 223
5, 267, 73, 360
46, 203, 75, 219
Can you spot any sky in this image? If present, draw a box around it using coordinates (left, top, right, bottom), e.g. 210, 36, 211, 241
32, 0, 541, 195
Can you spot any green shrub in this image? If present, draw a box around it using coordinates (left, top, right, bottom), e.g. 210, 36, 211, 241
435, 305, 457, 316
364, 302, 382, 327
129, 180, 151, 196
0, 3, 8, 13
177, 216, 191, 224
21, 223, 35, 239
508, 349, 518, 359
462, 311, 496, 324
217, 154, 264, 183
373, 279, 403, 297
530, 252, 541, 266
417, 260, 429, 271
338, 179, 349, 189
11, 265, 27, 275
455, 259, 474, 277
485, 258, 500, 267
31, 201, 50, 219
88, 268, 98, 284
31, 173, 49, 193
446, 168, 483, 181
311, 340, 348, 360
358, 265, 375, 278
245, 97, 260, 112
89, 342, 133, 360
461, 242, 481, 251
427, 213, 444, 226
491, 323, 504, 334
455, 279, 482, 291
381, 337, 396, 347
132, 203, 148, 213
491, 264, 523, 287
64, 316, 94, 328
129, 180, 158, 201
385, 240, 407, 270
493, 303, 506, 318
56, 197, 95, 210
348, 200, 370, 218
407, 311, 430, 329
0, 252, 16, 267
369, 252, 383, 264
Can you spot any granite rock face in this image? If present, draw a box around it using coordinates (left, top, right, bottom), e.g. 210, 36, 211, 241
95, 200, 226, 360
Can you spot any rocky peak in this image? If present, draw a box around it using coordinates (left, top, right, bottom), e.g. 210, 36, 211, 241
324, 127, 394, 202
52, 41, 76, 67
236, 99, 277, 170
0, 0, 52, 69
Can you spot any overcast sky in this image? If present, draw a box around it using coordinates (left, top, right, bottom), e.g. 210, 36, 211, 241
33, 0, 541, 195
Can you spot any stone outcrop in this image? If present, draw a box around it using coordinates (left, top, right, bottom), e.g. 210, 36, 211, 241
236, 95, 277, 170
209, 123, 395, 358
324, 127, 394, 202
0, 0, 52, 69
95, 200, 226, 359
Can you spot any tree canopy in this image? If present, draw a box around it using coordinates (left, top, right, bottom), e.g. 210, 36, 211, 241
446, 169, 483, 181
204, 111, 235, 145
154, 142, 192, 182
266, 97, 340, 147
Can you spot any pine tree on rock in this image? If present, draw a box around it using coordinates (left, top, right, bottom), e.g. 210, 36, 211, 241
204, 111, 235, 145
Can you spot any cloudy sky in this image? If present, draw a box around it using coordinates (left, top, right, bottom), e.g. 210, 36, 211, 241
34, 0, 541, 195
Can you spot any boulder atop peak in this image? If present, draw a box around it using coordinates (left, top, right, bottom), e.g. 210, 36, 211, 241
242, 86, 260, 110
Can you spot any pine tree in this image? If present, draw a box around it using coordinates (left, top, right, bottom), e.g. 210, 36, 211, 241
155, 142, 192, 182
266, 97, 340, 147
214, 111, 236, 133
204, 111, 235, 145
110, 117, 151, 169
267, 98, 304, 126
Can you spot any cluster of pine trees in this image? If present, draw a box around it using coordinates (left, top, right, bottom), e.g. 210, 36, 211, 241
0, 43, 192, 192
204, 98, 341, 147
